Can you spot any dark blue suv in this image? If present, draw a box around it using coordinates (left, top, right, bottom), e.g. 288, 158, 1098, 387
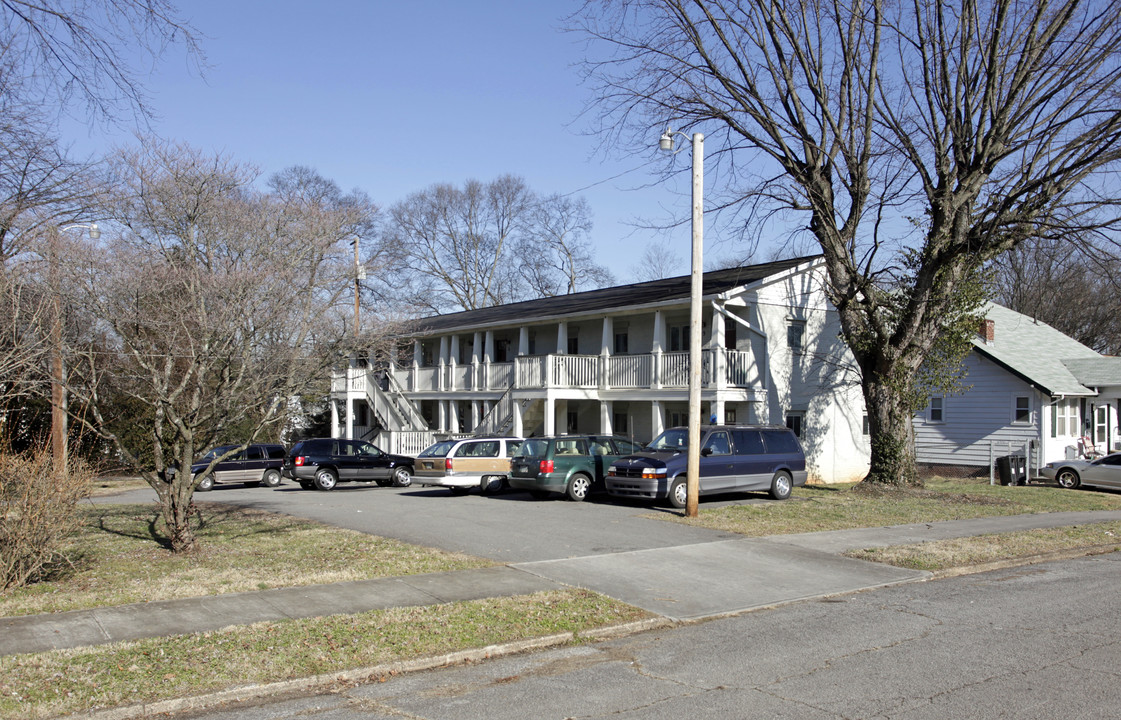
605, 425, 807, 507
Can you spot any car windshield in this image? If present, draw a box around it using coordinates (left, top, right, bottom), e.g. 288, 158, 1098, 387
646, 429, 689, 451
418, 441, 456, 458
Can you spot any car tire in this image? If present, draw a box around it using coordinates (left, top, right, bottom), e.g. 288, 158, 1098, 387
668, 477, 687, 509
314, 468, 338, 491
261, 469, 282, 488
479, 475, 505, 494
195, 474, 213, 492
769, 471, 793, 500
392, 466, 413, 488
566, 474, 592, 502
1056, 468, 1081, 489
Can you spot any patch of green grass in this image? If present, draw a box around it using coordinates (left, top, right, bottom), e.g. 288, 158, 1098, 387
0, 589, 651, 720
666, 478, 1121, 537
845, 521, 1121, 571
0, 503, 493, 617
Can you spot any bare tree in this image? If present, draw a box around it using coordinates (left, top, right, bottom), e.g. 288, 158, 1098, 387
632, 238, 684, 280
0, 0, 202, 124
992, 236, 1121, 355
66, 140, 373, 552
516, 194, 615, 296
383, 177, 615, 313
576, 0, 1121, 485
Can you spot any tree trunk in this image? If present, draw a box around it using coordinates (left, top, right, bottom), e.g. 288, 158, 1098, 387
151, 450, 199, 553
862, 375, 919, 487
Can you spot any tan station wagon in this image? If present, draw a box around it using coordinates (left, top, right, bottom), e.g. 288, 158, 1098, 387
415, 437, 524, 495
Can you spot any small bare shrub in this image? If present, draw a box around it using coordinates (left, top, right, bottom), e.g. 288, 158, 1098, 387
0, 450, 92, 590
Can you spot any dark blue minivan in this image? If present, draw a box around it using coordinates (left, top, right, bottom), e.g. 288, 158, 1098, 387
605, 425, 807, 507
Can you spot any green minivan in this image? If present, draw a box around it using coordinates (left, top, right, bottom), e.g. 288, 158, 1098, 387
508, 435, 646, 501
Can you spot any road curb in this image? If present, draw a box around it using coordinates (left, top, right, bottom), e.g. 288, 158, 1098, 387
927, 543, 1120, 580
78, 617, 675, 720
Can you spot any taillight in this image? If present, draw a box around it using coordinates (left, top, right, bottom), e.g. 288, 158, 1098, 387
294, 456, 306, 466
446, 458, 453, 470
539, 460, 554, 473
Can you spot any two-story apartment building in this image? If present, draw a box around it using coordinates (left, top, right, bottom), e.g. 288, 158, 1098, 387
329, 255, 1121, 485
330, 255, 872, 484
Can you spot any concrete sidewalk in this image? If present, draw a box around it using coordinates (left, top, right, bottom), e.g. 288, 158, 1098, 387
2, 510, 1119, 657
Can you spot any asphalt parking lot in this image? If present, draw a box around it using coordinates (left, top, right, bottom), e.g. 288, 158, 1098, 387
105, 481, 755, 563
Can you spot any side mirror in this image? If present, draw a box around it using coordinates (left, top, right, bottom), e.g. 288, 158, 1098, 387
700, 447, 712, 457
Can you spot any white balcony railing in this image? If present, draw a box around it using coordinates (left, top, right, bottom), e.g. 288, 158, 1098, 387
341, 349, 763, 398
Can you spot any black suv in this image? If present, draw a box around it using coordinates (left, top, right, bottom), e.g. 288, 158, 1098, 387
190, 443, 287, 491
283, 438, 414, 491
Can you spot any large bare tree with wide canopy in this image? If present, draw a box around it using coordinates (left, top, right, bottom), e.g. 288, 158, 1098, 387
576, 0, 1121, 484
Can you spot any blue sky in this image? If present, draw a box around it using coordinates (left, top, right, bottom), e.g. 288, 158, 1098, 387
63, 0, 713, 275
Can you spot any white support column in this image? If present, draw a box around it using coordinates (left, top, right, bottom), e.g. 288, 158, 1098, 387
544, 397, 556, 435
600, 400, 613, 435
484, 330, 494, 389
652, 310, 664, 390
712, 399, 725, 425
471, 400, 480, 431
651, 400, 665, 437
345, 399, 354, 439
712, 302, 726, 391
449, 400, 460, 434
330, 399, 340, 437
519, 326, 530, 356
512, 398, 524, 438
438, 400, 447, 432
448, 335, 459, 391
600, 316, 613, 391
557, 323, 568, 354
412, 340, 422, 392
473, 331, 483, 390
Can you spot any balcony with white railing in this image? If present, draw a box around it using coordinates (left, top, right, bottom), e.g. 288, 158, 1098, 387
367, 350, 762, 394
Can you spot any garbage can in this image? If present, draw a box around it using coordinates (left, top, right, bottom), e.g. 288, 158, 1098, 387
996, 455, 1014, 485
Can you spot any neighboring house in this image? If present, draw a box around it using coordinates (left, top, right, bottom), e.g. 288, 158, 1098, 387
914, 302, 1121, 476
330, 255, 872, 484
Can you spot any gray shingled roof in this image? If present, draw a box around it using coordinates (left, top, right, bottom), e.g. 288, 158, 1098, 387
405, 255, 823, 335
1062, 357, 1121, 388
973, 303, 1111, 396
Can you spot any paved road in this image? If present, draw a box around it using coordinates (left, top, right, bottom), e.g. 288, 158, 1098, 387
171, 552, 1121, 719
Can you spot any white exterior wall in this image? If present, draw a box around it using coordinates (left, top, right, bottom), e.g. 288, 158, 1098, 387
747, 266, 870, 484
914, 352, 1042, 468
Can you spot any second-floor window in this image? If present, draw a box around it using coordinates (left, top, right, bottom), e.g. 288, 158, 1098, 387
669, 325, 690, 352
787, 321, 805, 353
614, 331, 629, 354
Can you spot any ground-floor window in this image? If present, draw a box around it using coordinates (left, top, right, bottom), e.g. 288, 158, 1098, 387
614, 412, 628, 434
785, 412, 804, 438
1052, 399, 1077, 437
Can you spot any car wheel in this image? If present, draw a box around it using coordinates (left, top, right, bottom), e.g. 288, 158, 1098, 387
479, 475, 505, 494
668, 477, 687, 509
769, 471, 793, 500
314, 468, 338, 491
261, 469, 282, 488
566, 474, 592, 502
1056, 468, 1081, 489
393, 466, 413, 487
449, 487, 470, 496
195, 474, 213, 492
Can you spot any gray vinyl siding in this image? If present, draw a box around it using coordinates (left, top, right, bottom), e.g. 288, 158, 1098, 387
914, 353, 1040, 467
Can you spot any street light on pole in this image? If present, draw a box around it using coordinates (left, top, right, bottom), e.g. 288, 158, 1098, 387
52, 223, 100, 472
658, 127, 703, 518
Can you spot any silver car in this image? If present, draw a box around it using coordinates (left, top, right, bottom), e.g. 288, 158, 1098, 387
1040, 453, 1121, 490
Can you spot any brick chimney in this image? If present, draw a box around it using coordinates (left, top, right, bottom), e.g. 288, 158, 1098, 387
979, 318, 995, 345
